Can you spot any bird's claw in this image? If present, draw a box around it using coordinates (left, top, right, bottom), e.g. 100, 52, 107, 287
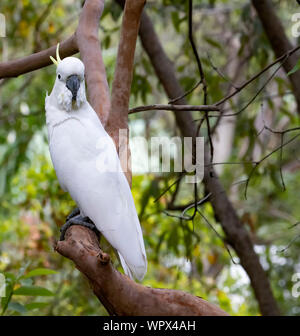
60, 215, 100, 241
66, 207, 80, 221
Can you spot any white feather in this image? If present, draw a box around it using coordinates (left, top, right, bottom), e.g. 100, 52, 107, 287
45, 57, 147, 280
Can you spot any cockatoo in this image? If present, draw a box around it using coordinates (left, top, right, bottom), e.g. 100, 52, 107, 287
45, 45, 147, 281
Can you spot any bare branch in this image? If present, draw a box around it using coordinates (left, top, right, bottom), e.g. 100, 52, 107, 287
106, 0, 146, 186
0, 35, 78, 79
108, 0, 146, 130
76, 0, 111, 124
129, 103, 220, 113
215, 45, 300, 107
55, 225, 228, 316
244, 127, 300, 199
168, 79, 202, 104
251, 0, 300, 114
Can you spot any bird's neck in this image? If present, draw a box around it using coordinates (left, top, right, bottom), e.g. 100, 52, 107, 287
45, 93, 88, 128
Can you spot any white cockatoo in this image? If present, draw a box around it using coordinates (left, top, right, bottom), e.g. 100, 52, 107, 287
45, 45, 147, 281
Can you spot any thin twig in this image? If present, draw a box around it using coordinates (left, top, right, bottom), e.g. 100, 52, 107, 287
215, 45, 300, 107
206, 52, 238, 89
129, 104, 220, 113
244, 132, 300, 199
168, 79, 202, 104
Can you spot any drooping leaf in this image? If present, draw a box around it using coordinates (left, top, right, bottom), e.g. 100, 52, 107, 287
288, 59, 300, 76
7, 302, 27, 314
23, 268, 57, 279
13, 286, 54, 297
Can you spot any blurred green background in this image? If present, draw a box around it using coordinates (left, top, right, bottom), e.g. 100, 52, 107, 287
0, 0, 300, 316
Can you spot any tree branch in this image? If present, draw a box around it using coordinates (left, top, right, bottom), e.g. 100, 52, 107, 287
76, 0, 111, 125
251, 0, 300, 115
129, 104, 220, 113
215, 46, 300, 107
0, 35, 78, 79
106, 0, 146, 186
55, 226, 228, 316
109, 0, 146, 129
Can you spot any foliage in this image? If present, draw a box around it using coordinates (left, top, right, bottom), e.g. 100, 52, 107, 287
0, 0, 300, 316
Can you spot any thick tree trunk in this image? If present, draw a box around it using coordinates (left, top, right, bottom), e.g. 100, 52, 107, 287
251, 0, 300, 115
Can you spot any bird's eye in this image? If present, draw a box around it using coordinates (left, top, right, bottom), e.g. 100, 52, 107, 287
58, 74, 61, 80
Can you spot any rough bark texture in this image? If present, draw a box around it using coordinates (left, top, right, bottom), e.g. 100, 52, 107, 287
55, 226, 228, 316
251, 0, 300, 115
135, 6, 280, 316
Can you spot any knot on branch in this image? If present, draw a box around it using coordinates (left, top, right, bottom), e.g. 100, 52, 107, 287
97, 251, 111, 264
54, 225, 111, 267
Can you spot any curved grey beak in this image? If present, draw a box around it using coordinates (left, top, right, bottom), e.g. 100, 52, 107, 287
66, 75, 80, 101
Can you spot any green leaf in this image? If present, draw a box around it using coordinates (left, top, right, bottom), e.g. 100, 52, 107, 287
20, 278, 33, 286
13, 286, 54, 297
204, 37, 222, 50
171, 12, 181, 33
3, 272, 16, 282
25, 302, 49, 311
16, 261, 31, 280
8, 302, 27, 314
23, 268, 57, 279
168, 227, 179, 254
1, 283, 13, 315
288, 59, 300, 76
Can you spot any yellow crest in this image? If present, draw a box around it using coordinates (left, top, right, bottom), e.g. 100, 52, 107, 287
50, 43, 62, 66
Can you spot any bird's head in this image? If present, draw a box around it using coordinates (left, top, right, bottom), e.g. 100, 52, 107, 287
49, 44, 86, 112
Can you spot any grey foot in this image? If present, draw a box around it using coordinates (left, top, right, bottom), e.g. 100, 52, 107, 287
66, 207, 80, 221
60, 215, 99, 241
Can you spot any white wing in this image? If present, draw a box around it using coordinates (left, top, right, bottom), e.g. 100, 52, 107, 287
47, 103, 147, 280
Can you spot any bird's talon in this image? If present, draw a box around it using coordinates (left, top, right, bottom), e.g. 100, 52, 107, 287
59, 215, 99, 241
66, 207, 80, 221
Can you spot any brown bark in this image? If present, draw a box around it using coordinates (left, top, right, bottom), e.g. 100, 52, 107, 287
129, 104, 220, 113
135, 6, 280, 316
109, 0, 146, 130
0, 35, 78, 78
107, 0, 146, 186
55, 226, 228, 316
251, 0, 300, 115
76, 0, 110, 125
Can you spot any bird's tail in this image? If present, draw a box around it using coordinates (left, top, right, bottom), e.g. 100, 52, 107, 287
118, 252, 146, 281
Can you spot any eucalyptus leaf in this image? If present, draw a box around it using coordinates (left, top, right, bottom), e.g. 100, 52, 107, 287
13, 286, 54, 297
